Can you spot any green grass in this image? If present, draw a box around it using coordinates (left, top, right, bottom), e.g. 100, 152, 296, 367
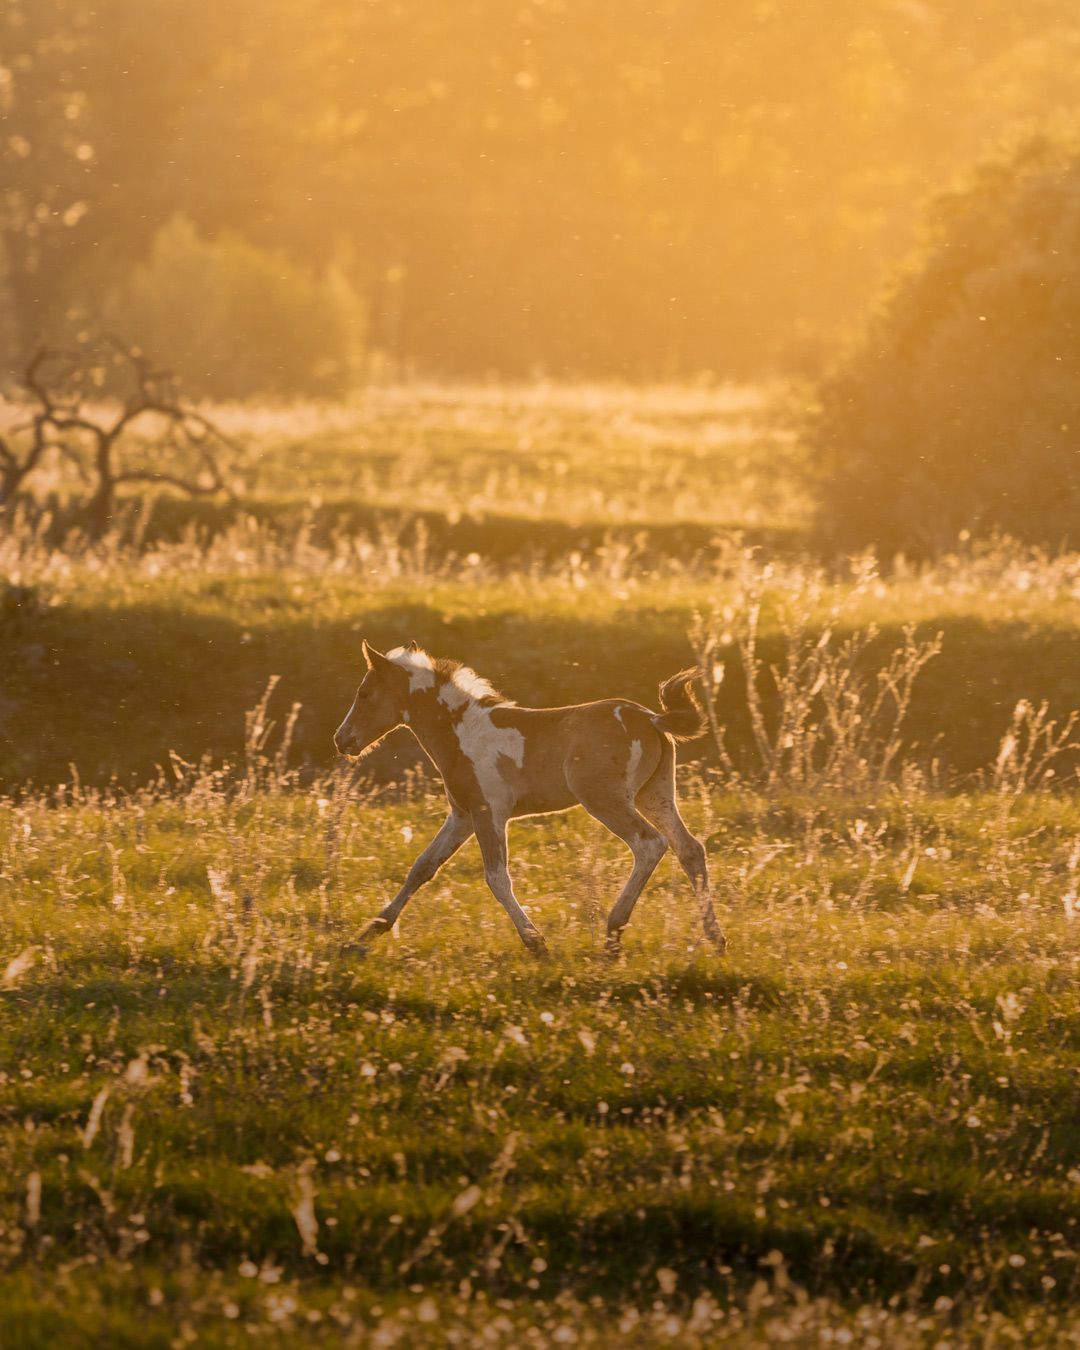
2, 383, 1080, 1342
2, 785, 1080, 1344
202, 383, 805, 531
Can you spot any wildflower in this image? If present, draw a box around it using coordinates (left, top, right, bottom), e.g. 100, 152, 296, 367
656, 1267, 678, 1295
450, 1184, 483, 1218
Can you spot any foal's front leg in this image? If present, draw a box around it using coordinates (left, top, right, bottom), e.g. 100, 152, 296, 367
354, 811, 474, 947
473, 813, 549, 957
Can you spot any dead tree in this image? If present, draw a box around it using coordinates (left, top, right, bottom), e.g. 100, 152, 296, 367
0, 339, 236, 534
0, 351, 52, 507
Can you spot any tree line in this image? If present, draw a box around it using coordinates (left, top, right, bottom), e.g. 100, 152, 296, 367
4, 0, 1080, 389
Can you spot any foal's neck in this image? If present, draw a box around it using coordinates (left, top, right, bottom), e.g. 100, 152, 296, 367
403, 682, 507, 780
403, 690, 465, 771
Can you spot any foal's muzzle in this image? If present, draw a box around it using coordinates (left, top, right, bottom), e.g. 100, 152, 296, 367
334, 729, 359, 756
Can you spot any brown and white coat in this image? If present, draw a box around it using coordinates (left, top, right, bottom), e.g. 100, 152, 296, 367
334, 641, 727, 956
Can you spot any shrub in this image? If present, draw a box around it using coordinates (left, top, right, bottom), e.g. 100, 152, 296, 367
807, 135, 1080, 555
108, 216, 364, 398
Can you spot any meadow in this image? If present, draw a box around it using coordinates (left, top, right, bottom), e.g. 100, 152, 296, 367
2, 384, 1079, 1346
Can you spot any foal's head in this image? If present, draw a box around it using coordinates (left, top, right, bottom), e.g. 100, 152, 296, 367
333, 640, 433, 758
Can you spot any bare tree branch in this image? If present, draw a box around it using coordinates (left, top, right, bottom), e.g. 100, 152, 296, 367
111, 469, 223, 494
0, 337, 237, 532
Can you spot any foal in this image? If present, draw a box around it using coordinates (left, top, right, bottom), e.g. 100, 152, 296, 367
334, 642, 727, 956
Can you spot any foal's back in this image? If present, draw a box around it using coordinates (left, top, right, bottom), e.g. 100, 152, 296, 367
480, 696, 670, 821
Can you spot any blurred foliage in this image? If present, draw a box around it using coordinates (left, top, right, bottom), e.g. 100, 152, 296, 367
107, 217, 364, 397
5, 0, 1080, 384
809, 136, 1080, 553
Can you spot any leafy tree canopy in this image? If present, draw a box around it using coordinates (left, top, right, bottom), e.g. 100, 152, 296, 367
5, 0, 1080, 382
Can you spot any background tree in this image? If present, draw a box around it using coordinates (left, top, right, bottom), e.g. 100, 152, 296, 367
0, 338, 234, 534
7, 0, 1080, 386
807, 135, 1080, 554
106, 217, 364, 398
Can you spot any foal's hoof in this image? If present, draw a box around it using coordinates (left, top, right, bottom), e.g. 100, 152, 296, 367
344, 917, 392, 953
522, 930, 550, 959
338, 940, 371, 960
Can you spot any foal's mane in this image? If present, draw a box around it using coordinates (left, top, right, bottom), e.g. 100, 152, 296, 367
432, 654, 511, 707
386, 643, 512, 706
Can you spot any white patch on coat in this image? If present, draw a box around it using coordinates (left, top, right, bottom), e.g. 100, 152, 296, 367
455, 703, 525, 815
627, 738, 643, 789
438, 679, 470, 711
615, 705, 644, 788
387, 646, 436, 691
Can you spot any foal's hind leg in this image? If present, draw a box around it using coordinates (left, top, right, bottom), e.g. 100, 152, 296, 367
636, 749, 727, 953
570, 780, 668, 953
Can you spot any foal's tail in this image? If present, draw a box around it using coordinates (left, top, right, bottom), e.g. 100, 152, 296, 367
652, 667, 708, 742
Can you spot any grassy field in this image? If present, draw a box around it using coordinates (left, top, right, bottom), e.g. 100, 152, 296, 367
2, 384, 1079, 1344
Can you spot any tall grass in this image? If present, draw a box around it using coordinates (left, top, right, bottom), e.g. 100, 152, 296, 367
1, 386, 1079, 1343
690, 561, 944, 792
2, 699, 1079, 1342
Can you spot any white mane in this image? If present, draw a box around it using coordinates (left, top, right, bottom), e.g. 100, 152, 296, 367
386, 645, 509, 707
438, 662, 503, 710
387, 645, 436, 691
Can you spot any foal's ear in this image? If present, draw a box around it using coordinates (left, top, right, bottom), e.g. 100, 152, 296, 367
362, 638, 388, 669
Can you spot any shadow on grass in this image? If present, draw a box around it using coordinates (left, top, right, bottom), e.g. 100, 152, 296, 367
29, 492, 809, 568
2, 594, 1078, 791
572, 963, 787, 1010
14, 1172, 1067, 1312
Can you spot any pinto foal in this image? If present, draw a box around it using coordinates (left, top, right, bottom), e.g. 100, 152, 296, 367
334, 642, 727, 957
